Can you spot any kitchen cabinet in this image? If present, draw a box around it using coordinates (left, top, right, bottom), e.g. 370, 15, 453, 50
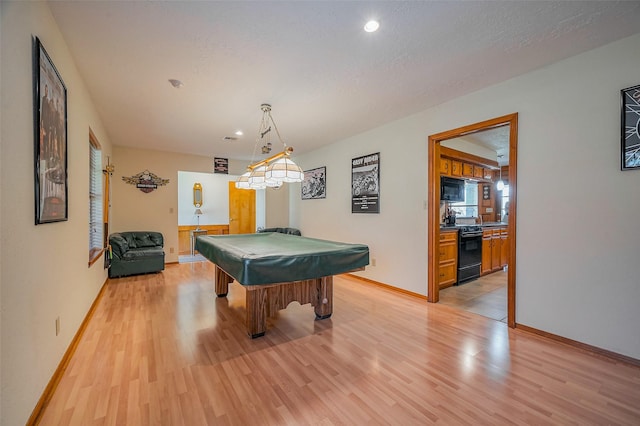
500, 228, 509, 268
440, 158, 451, 175
451, 160, 462, 177
439, 153, 496, 183
481, 227, 505, 275
462, 163, 474, 178
438, 230, 458, 288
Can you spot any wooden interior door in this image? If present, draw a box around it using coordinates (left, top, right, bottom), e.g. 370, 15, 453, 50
228, 181, 256, 234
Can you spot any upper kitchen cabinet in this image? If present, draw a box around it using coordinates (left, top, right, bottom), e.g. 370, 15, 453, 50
451, 160, 462, 177
439, 146, 499, 183
440, 158, 451, 175
462, 163, 474, 178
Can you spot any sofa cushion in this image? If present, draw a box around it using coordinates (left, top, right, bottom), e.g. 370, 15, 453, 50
122, 247, 164, 260
124, 233, 137, 248
135, 233, 157, 248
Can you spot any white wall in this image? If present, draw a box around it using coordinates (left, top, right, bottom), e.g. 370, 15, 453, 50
0, 2, 113, 424
293, 33, 640, 360
177, 171, 238, 226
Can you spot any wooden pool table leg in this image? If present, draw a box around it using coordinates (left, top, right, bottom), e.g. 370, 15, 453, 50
214, 266, 232, 297
246, 287, 267, 338
314, 276, 333, 320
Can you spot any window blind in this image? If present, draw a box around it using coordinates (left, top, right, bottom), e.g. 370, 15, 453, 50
89, 141, 103, 262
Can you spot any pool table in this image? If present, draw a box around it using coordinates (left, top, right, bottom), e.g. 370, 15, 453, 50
195, 232, 370, 338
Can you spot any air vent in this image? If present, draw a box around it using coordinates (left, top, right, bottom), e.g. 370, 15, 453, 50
223, 136, 238, 141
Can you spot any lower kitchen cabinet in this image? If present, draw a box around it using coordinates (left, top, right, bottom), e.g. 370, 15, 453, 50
438, 230, 458, 289
482, 227, 507, 275
500, 227, 509, 268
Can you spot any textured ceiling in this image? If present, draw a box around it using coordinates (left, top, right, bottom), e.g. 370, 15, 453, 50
47, 1, 640, 161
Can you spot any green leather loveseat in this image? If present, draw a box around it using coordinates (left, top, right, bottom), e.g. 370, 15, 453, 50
258, 227, 301, 236
108, 231, 165, 278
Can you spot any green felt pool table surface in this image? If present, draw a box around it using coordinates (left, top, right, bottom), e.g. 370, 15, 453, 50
194, 232, 370, 285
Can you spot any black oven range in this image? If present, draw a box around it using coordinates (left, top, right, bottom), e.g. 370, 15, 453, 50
457, 226, 483, 284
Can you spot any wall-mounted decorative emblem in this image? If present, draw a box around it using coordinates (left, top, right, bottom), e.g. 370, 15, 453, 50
122, 170, 170, 193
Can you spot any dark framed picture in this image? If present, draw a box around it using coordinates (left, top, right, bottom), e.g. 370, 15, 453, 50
621, 84, 640, 170
214, 157, 229, 174
301, 166, 326, 200
34, 37, 68, 224
352, 152, 380, 213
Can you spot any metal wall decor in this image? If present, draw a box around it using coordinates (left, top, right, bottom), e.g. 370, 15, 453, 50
34, 37, 68, 224
351, 153, 380, 213
621, 84, 640, 170
301, 166, 326, 200
122, 170, 170, 193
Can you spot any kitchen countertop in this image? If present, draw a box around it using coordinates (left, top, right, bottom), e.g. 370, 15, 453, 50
440, 222, 507, 230
480, 222, 508, 228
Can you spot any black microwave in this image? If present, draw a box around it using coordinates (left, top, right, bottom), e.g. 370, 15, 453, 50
441, 177, 465, 202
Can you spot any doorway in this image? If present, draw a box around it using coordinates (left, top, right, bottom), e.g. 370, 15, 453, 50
427, 113, 518, 327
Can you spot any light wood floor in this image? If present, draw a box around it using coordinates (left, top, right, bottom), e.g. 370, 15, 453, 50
439, 270, 507, 322
39, 262, 640, 425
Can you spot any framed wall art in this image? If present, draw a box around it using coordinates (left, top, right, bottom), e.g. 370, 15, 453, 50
214, 157, 229, 174
351, 152, 380, 213
621, 84, 640, 170
301, 166, 326, 200
34, 37, 68, 224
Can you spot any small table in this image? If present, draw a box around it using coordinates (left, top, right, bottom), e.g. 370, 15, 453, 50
190, 229, 208, 256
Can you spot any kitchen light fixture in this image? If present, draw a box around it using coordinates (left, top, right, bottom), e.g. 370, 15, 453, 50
496, 155, 505, 191
235, 104, 303, 190
364, 20, 380, 32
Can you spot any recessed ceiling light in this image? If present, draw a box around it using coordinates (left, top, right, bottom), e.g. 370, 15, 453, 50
364, 20, 380, 33
168, 79, 184, 88
235, 130, 243, 136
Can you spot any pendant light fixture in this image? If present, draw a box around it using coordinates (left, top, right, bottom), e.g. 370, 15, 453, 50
235, 104, 304, 190
496, 155, 505, 191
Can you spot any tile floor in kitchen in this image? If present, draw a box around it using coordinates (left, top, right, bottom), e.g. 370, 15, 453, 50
438, 269, 507, 322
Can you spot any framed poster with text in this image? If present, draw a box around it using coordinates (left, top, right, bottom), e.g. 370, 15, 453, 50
351, 152, 380, 213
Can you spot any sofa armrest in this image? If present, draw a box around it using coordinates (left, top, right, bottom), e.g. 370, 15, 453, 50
109, 234, 129, 259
